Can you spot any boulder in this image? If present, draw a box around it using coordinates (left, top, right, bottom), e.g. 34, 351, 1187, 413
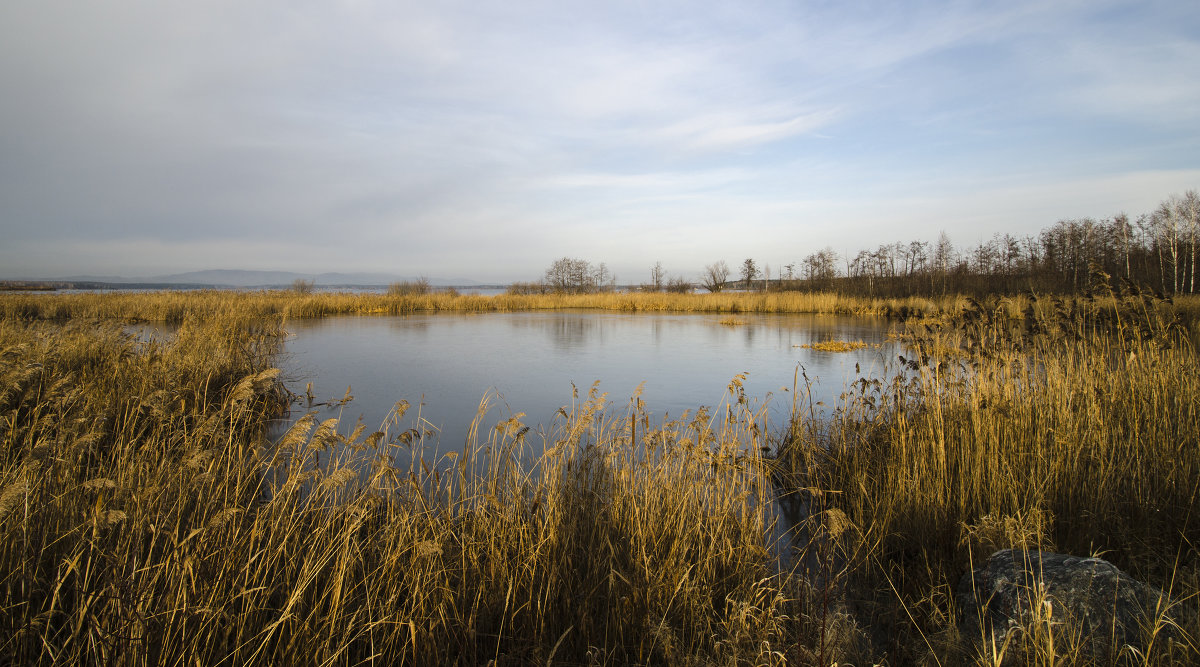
957, 549, 1174, 664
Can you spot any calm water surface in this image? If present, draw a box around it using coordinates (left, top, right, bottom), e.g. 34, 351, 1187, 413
275, 311, 901, 452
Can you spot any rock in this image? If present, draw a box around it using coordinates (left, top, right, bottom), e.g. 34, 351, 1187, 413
957, 549, 1174, 664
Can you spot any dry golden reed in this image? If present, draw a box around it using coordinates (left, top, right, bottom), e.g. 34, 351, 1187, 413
0, 287, 954, 322
0, 301, 794, 665
774, 291, 1200, 664
1, 289, 1198, 664
795, 339, 871, 352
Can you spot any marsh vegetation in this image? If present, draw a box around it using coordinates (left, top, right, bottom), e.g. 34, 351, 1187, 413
1, 287, 1198, 664
774, 285, 1200, 664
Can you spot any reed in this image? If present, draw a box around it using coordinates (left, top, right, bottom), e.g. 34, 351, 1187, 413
794, 340, 871, 352
0, 289, 973, 323
3, 288, 1199, 664
774, 290, 1200, 664
0, 312, 795, 664
3, 288, 1198, 327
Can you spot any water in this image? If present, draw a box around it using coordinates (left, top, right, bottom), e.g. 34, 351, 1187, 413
275, 311, 900, 451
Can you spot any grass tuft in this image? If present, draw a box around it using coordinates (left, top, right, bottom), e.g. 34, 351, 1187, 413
796, 339, 872, 352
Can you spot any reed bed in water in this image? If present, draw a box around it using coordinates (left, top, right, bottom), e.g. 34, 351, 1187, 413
4, 287, 1198, 327
774, 290, 1200, 664
0, 288, 965, 322
0, 313, 797, 664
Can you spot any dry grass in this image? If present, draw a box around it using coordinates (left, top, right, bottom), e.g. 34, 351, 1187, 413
0, 308, 796, 664
774, 290, 1200, 664
0, 288, 962, 322
795, 340, 872, 352
4, 289, 1197, 328
3, 288, 1199, 664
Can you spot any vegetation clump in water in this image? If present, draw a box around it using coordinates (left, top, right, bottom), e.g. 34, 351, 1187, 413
795, 340, 872, 352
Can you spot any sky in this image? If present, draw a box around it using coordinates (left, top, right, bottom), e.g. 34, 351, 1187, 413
1, 1, 1198, 283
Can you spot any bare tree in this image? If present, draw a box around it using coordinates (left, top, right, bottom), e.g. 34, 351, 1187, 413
933, 231, 955, 294
650, 261, 665, 291
701, 261, 730, 292
1151, 201, 1182, 293
802, 247, 839, 286
665, 276, 692, 293
544, 257, 606, 293
903, 240, 930, 277
972, 237, 999, 276
1021, 235, 1041, 274
1000, 234, 1021, 275
740, 258, 758, 288
592, 262, 616, 292
933, 231, 955, 273
1109, 213, 1133, 281
1178, 190, 1199, 293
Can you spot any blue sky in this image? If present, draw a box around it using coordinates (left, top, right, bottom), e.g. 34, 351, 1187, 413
1, 1, 1197, 283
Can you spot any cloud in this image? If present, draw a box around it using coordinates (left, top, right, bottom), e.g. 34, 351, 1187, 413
542, 167, 752, 192
1052, 38, 1200, 127
660, 109, 841, 152
0, 1, 1196, 281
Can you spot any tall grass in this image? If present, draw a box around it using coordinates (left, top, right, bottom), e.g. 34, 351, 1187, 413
775, 289, 1200, 664
4, 288, 1199, 327
3, 289, 1199, 663
0, 312, 795, 664
0, 289, 975, 322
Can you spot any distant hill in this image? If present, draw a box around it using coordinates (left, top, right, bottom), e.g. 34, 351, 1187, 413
56, 270, 480, 288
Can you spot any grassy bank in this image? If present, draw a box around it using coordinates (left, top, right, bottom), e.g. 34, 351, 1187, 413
2, 291, 1199, 664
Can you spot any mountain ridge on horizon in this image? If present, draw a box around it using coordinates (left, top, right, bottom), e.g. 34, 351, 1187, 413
39, 269, 488, 287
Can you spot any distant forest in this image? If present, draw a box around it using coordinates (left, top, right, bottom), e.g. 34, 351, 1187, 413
764, 190, 1200, 298
518, 190, 1200, 298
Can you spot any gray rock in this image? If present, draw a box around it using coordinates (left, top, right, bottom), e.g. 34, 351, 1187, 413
957, 549, 1174, 664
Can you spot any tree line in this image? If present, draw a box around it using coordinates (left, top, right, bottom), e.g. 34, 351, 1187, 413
514, 190, 1198, 297
799, 189, 1199, 297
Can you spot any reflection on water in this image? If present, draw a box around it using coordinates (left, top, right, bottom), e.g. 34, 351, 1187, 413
275, 311, 901, 452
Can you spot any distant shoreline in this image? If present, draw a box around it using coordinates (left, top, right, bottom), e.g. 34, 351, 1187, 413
0, 281, 59, 291
0, 280, 509, 293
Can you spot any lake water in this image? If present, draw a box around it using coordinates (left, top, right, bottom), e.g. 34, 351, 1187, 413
274, 311, 900, 454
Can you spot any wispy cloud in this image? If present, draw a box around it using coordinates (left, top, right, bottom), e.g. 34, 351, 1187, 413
659, 108, 842, 152
543, 168, 752, 191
